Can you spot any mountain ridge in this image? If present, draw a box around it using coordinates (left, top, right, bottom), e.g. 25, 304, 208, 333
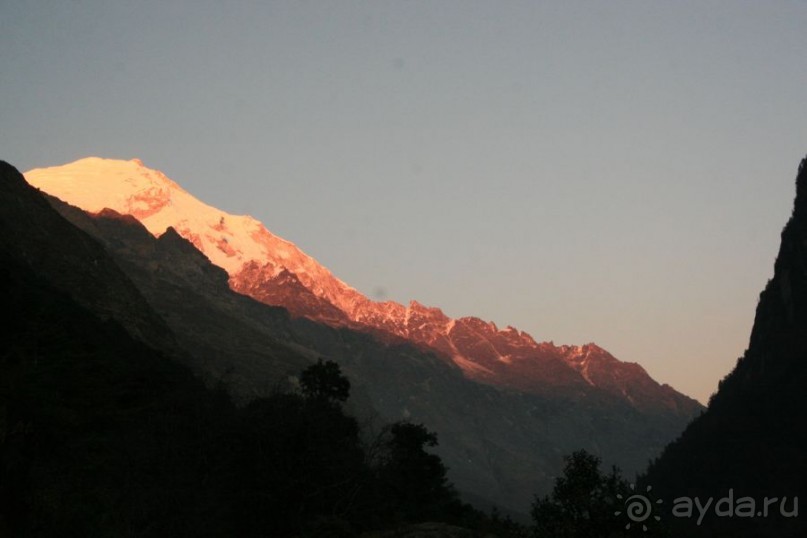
37, 182, 678, 512
24, 156, 701, 415
3, 158, 701, 513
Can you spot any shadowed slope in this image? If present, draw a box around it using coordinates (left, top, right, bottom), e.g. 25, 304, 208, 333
645, 156, 807, 537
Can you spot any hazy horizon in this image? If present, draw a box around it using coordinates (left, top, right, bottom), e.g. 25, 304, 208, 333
4, 1, 807, 403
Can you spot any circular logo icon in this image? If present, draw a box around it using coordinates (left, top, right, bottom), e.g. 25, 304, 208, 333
615, 484, 663, 531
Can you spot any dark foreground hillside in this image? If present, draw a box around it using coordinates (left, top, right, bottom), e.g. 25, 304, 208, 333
0, 159, 521, 536
643, 157, 807, 537
1, 254, 235, 536
1, 252, 521, 536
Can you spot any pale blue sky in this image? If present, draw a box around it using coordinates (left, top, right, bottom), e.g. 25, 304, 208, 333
3, 1, 806, 403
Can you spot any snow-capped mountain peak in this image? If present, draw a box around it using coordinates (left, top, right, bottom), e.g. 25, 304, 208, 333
25, 157, 365, 309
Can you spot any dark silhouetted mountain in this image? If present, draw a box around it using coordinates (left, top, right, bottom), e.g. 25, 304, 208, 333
0, 161, 177, 353
644, 156, 807, 537
0, 245, 238, 536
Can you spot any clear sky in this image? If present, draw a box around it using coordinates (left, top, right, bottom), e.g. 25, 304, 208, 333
3, 1, 806, 403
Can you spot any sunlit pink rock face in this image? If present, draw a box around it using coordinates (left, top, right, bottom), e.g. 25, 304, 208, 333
26, 157, 701, 414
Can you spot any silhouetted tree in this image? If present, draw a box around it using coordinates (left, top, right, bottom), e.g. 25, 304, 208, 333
234, 389, 365, 537
375, 422, 459, 523
300, 359, 350, 403
531, 450, 636, 538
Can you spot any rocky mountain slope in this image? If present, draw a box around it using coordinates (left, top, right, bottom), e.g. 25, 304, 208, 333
19, 157, 702, 513
26, 157, 700, 417
39, 189, 685, 514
